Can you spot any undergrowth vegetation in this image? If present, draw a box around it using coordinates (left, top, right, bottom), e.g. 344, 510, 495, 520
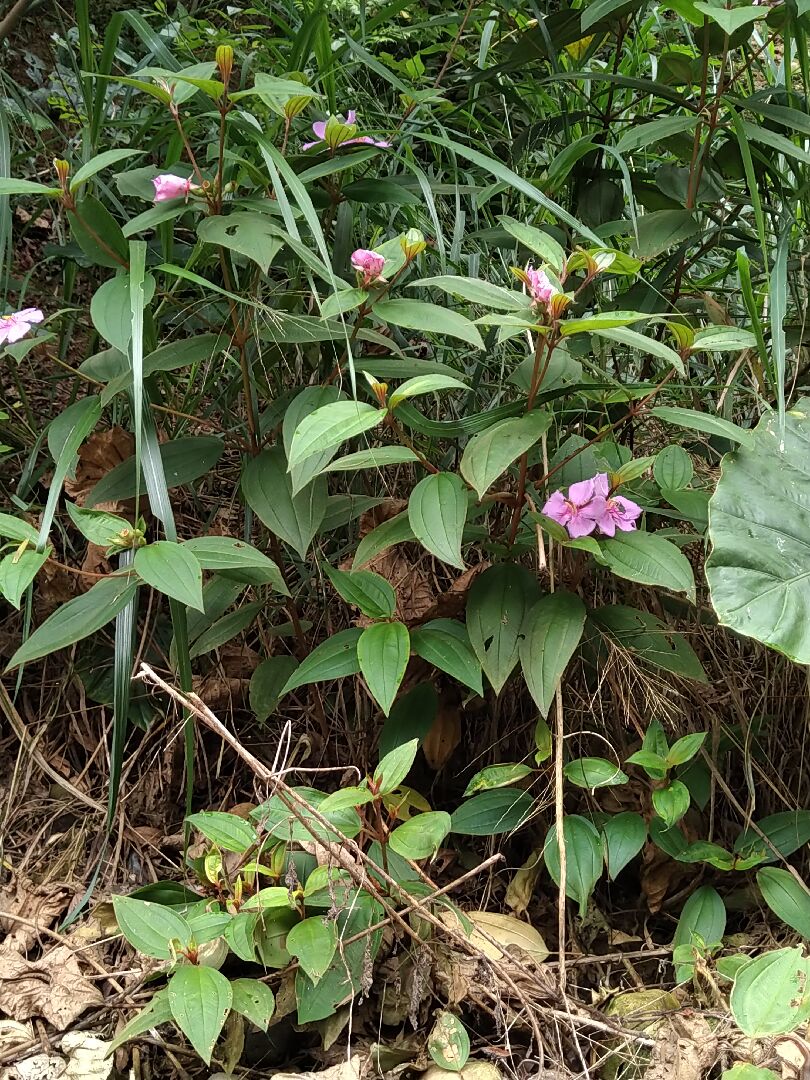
1, 0, 810, 1076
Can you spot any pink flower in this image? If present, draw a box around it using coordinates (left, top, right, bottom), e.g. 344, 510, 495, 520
543, 477, 607, 539
526, 267, 554, 306
593, 494, 643, 537
351, 248, 386, 287
152, 174, 192, 203
543, 471, 643, 539
0, 307, 44, 345
303, 110, 391, 151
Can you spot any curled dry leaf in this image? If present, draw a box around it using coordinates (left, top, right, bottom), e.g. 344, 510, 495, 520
422, 700, 462, 770
0, 945, 103, 1030
0, 879, 69, 952
644, 1013, 718, 1080
60, 1033, 113, 1080
505, 848, 544, 918
63, 427, 134, 505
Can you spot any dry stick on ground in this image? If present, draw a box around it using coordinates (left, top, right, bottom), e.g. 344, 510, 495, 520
135, 663, 656, 1052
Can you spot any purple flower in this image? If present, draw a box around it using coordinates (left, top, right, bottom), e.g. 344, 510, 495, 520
153, 174, 192, 203
0, 306, 44, 345
303, 110, 391, 152
542, 472, 643, 539
543, 477, 607, 538
525, 267, 554, 306
351, 248, 386, 287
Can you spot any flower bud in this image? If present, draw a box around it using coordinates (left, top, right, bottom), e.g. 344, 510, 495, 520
401, 228, 426, 260
53, 158, 70, 192
216, 44, 234, 86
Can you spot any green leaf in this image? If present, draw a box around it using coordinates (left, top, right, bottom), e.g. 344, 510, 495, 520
0, 514, 38, 544
168, 965, 232, 1065
286, 918, 337, 984
600, 532, 696, 599
182, 536, 288, 594
428, 1011, 470, 1073
6, 575, 138, 669
615, 115, 699, 153
692, 325, 757, 352
410, 619, 483, 696
408, 472, 467, 570
112, 896, 191, 959
467, 564, 540, 693
652, 780, 691, 827
706, 402, 810, 662
324, 564, 395, 619
0, 177, 60, 196
223, 914, 259, 963
68, 195, 129, 269
185, 811, 257, 853
650, 405, 753, 446
634, 209, 699, 258
281, 629, 362, 693
65, 503, 130, 547
602, 812, 647, 879
358, 621, 410, 716
241, 887, 296, 912
463, 763, 532, 797
722, 1067, 780, 1080
135, 542, 204, 611
564, 757, 627, 789
378, 683, 437, 759
389, 811, 452, 859
450, 789, 533, 836
591, 326, 685, 376
319, 287, 367, 319
758, 868, 810, 939
323, 446, 419, 472
242, 447, 327, 560
353, 509, 414, 569
543, 816, 603, 917
106, 989, 172, 1054
197, 213, 284, 274
735, 812, 810, 863
70, 149, 143, 191
499, 216, 567, 273
626, 749, 669, 776
519, 591, 586, 717
409, 275, 528, 313
592, 605, 707, 682
562, 311, 653, 337
666, 733, 706, 767
730, 947, 810, 1037
373, 738, 419, 794
388, 374, 469, 409
374, 299, 484, 349
282, 385, 346, 495
230, 979, 275, 1031
187, 601, 264, 660
654, 446, 693, 490
672, 886, 726, 983
87, 437, 223, 506
288, 401, 386, 470
693, 1, 762, 33
250, 657, 299, 721
0, 548, 49, 609
460, 411, 552, 499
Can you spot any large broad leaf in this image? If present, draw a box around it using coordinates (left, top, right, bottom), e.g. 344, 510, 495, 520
280, 629, 362, 693
672, 885, 726, 983
651, 405, 754, 447
450, 790, 533, 836
706, 403, 810, 662
6, 575, 138, 669
324, 564, 395, 620
389, 811, 451, 859
230, 979, 275, 1030
135, 541, 204, 611
602, 812, 647, 879
250, 656, 299, 721
357, 621, 410, 716
592, 605, 707, 682
411, 619, 483, 696
282, 385, 344, 494
730, 948, 810, 1037
519, 590, 586, 717
543, 816, 603, 917
758, 868, 810, 939
197, 213, 284, 274
408, 276, 528, 313
242, 447, 327, 560
288, 401, 385, 472
286, 917, 337, 984
460, 410, 551, 499
374, 299, 484, 349
600, 532, 696, 600
168, 965, 233, 1065
182, 536, 288, 594
112, 896, 191, 959
408, 473, 468, 569
0, 549, 49, 609
87, 437, 224, 505
185, 811, 257, 853
735, 811, 810, 863
467, 564, 540, 693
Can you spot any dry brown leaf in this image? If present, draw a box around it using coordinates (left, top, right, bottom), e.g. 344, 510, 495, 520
644, 1014, 718, 1080
505, 848, 544, 918
265, 1055, 362, 1080
0, 944, 103, 1030
63, 427, 134, 505
419, 562, 490, 623
358, 499, 407, 537
466, 911, 549, 965
0, 880, 69, 953
422, 703, 461, 770
60, 1033, 113, 1080
0, 1054, 66, 1080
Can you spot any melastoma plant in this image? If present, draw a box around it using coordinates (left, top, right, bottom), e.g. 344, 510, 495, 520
1, 37, 809, 1068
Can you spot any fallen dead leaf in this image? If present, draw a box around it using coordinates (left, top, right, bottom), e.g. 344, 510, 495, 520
0, 879, 70, 952
60, 1033, 113, 1080
0, 944, 103, 1030
505, 848, 544, 918
262, 1054, 363, 1080
644, 1013, 718, 1080
466, 911, 549, 966
0, 1054, 65, 1080
63, 427, 134, 505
